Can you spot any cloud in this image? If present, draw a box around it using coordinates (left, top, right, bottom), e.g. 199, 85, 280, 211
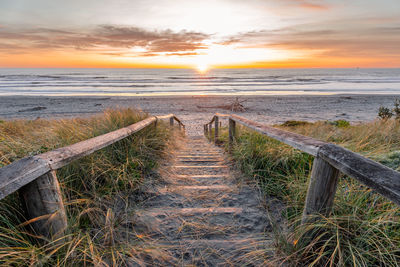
298, 2, 329, 10
96, 25, 208, 52
0, 25, 210, 55
281, 0, 330, 10
218, 19, 400, 60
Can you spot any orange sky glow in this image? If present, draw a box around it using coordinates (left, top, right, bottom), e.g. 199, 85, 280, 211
0, 0, 399, 69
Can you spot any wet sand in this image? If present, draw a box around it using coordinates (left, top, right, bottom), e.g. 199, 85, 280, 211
0, 94, 397, 135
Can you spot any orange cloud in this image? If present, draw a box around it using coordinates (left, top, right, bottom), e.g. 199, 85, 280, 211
299, 2, 329, 10
0, 25, 209, 54
1, 17, 399, 68
285, 0, 330, 10
216, 19, 400, 68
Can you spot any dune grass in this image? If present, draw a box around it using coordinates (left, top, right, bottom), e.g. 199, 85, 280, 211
0, 109, 176, 266
214, 119, 400, 266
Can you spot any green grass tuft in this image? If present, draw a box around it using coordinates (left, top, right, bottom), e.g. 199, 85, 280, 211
217, 120, 400, 266
280, 120, 312, 127
330, 119, 350, 128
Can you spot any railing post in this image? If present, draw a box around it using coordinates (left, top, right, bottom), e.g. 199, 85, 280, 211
204, 125, 207, 136
214, 116, 219, 143
301, 156, 340, 224
19, 170, 67, 241
169, 117, 174, 127
208, 123, 212, 139
229, 118, 236, 149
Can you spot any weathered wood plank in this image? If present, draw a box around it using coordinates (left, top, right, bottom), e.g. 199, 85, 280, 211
173, 165, 228, 168
211, 113, 400, 207
0, 114, 186, 200
0, 157, 50, 200
19, 170, 67, 240
37, 116, 156, 169
302, 156, 340, 223
230, 114, 325, 156
214, 116, 219, 143
156, 114, 185, 129
319, 144, 400, 205
172, 116, 183, 126
229, 118, 236, 148
155, 114, 174, 120
208, 116, 216, 124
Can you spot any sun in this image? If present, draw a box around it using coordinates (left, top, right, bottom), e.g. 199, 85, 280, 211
196, 62, 209, 73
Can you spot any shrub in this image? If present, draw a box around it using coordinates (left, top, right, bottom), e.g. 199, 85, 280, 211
393, 98, 400, 120
378, 106, 393, 120
281, 120, 311, 127
332, 119, 350, 127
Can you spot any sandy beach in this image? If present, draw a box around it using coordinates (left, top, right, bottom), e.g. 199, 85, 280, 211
0, 94, 398, 135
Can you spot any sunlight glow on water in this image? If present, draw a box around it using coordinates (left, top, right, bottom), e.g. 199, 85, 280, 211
0, 68, 399, 96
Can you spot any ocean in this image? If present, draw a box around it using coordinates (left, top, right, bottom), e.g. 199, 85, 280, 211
0, 68, 399, 96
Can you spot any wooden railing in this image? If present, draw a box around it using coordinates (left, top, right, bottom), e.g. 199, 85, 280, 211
204, 114, 400, 224
0, 114, 184, 241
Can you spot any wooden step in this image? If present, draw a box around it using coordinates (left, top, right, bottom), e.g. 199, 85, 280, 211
134, 207, 269, 240
178, 153, 222, 155
177, 159, 223, 163
176, 155, 222, 159
137, 207, 247, 217
184, 144, 214, 147
159, 234, 271, 246
127, 136, 276, 266
133, 235, 272, 266
178, 151, 222, 153
170, 174, 230, 185
177, 155, 221, 157
175, 174, 229, 178
159, 185, 234, 193
176, 154, 222, 156
173, 165, 228, 169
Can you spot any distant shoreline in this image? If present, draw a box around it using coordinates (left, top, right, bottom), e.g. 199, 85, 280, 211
1, 68, 400, 97
1, 94, 398, 135
2, 93, 400, 98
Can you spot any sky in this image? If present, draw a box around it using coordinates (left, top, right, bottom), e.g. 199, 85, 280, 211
0, 0, 399, 69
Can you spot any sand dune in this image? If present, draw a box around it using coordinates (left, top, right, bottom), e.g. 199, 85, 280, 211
0, 94, 397, 135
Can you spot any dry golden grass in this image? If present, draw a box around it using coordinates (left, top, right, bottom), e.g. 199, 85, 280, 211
0, 108, 179, 266
217, 119, 400, 266
278, 119, 400, 157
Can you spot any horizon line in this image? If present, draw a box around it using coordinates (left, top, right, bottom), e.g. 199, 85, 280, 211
1, 66, 399, 69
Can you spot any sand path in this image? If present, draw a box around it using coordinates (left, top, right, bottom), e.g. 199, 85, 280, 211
130, 135, 283, 266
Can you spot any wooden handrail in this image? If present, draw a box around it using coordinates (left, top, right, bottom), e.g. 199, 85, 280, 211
319, 144, 400, 205
0, 114, 184, 199
203, 113, 226, 144
204, 113, 400, 224
229, 114, 326, 156
205, 113, 229, 125
158, 113, 185, 130
0, 113, 184, 241
38, 117, 157, 170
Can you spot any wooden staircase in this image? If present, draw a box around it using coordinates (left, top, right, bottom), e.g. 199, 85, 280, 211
132, 136, 276, 266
